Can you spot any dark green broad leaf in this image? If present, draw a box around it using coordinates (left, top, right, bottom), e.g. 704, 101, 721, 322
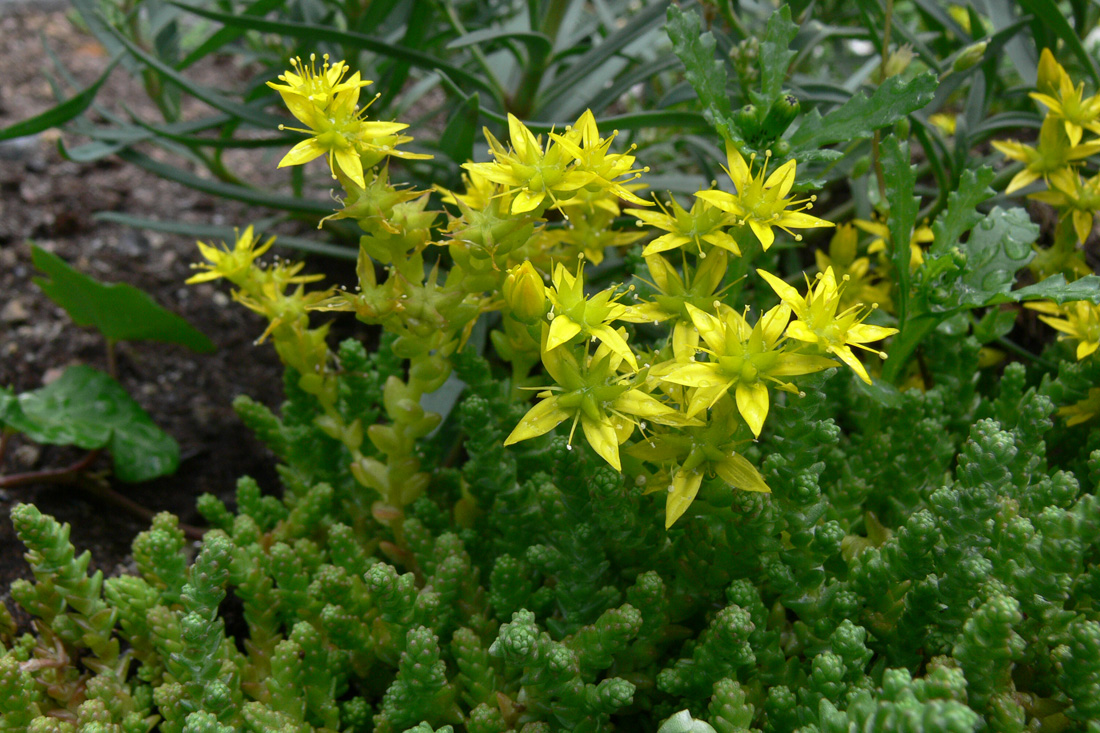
0, 57, 117, 142
0, 366, 179, 482
788, 73, 938, 151
666, 5, 732, 136
31, 245, 214, 352
931, 167, 996, 255
973, 308, 1019, 344
1008, 274, 1100, 305
928, 206, 1038, 311
759, 5, 798, 104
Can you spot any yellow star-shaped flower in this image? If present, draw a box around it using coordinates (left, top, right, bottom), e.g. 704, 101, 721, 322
694, 141, 834, 251
757, 267, 898, 384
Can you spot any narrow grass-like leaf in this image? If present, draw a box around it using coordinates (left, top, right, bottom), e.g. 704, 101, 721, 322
92, 213, 358, 260
911, 0, 972, 41
446, 27, 552, 58
439, 92, 479, 165
168, 1, 496, 96
0, 58, 117, 142
538, 1, 667, 112
583, 55, 681, 115
103, 21, 286, 129
177, 0, 288, 70
116, 149, 333, 215
31, 245, 215, 353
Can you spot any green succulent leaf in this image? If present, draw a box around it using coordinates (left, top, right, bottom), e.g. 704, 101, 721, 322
31, 245, 214, 352
0, 365, 179, 482
788, 72, 938, 151
1005, 274, 1100, 305
931, 167, 997, 255
759, 5, 798, 103
929, 206, 1037, 311
666, 5, 732, 138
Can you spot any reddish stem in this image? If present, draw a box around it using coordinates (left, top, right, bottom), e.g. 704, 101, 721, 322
0, 449, 104, 489
0, 448, 205, 541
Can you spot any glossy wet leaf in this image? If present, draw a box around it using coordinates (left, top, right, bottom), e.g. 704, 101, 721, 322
929, 206, 1038, 311
32, 245, 215, 352
0, 366, 179, 482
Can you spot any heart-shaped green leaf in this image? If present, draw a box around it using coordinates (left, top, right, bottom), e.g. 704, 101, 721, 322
31, 245, 214, 352
0, 366, 179, 482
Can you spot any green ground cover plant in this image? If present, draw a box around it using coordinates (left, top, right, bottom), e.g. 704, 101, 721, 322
4, 1, 1100, 731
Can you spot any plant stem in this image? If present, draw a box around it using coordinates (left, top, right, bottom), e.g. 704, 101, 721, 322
106, 340, 118, 380
0, 448, 205, 539
0, 449, 104, 490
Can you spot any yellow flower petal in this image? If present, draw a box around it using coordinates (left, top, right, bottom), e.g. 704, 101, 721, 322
590, 325, 638, 370
765, 159, 797, 198
546, 315, 583, 350
757, 269, 803, 308
278, 138, 327, 168
714, 452, 770, 493
333, 147, 365, 188
735, 381, 770, 437
1072, 209, 1093, 244
830, 344, 872, 384
1010, 169, 1047, 199
665, 469, 704, 528
684, 303, 726, 354
581, 416, 622, 470
748, 219, 776, 250
504, 397, 570, 445
512, 189, 546, 214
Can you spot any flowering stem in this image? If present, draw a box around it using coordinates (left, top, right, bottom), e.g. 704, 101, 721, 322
882, 314, 937, 384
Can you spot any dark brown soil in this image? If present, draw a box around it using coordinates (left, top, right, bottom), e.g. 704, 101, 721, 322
0, 8, 308, 604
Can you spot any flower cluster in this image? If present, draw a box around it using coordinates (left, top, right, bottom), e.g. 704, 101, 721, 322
268, 54, 429, 188
996, 49, 1100, 425
192, 59, 900, 531
490, 128, 896, 526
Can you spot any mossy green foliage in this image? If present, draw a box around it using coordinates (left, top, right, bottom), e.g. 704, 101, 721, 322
3, 338, 1100, 731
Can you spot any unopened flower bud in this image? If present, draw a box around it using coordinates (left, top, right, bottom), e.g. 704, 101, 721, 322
503, 261, 547, 324
762, 94, 801, 137
952, 41, 989, 74
883, 45, 914, 79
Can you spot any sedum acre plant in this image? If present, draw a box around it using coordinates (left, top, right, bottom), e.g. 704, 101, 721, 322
5, 6, 1100, 732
